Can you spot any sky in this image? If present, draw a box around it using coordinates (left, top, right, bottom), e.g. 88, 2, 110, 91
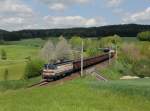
0, 0, 150, 31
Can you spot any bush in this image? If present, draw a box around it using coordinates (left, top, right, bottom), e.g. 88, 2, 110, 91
137, 31, 150, 41
69, 36, 82, 50
23, 59, 44, 79
86, 46, 100, 57
132, 59, 150, 77
99, 35, 122, 47
1, 49, 7, 60
139, 42, 150, 59
4, 69, 9, 81
120, 43, 143, 64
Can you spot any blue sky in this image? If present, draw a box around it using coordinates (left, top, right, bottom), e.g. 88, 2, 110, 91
0, 0, 150, 31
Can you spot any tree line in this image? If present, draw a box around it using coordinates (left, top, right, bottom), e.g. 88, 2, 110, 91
0, 24, 150, 41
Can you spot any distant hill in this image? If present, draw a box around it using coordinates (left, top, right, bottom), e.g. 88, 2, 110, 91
0, 29, 8, 33
0, 24, 150, 41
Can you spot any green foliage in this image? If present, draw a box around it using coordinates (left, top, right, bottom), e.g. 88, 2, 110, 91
23, 59, 44, 79
99, 35, 122, 47
137, 31, 150, 41
1, 24, 150, 41
1, 49, 7, 60
3, 68, 9, 81
132, 59, 150, 77
119, 43, 142, 64
0, 39, 5, 44
139, 42, 150, 58
84, 39, 101, 57
86, 46, 100, 57
100, 61, 124, 80
69, 36, 83, 49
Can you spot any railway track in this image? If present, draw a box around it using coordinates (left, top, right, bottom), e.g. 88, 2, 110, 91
29, 72, 80, 88
29, 53, 115, 88
28, 80, 50, 87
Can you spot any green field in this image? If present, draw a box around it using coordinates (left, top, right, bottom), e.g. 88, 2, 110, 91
0, 41, 40, 80
0, 78, 150, 111
0, 37, 149, 111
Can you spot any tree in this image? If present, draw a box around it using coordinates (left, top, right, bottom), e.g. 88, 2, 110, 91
132, 59, 150, 77
137, 31, 150, 41
40, 40, 56, 63
99, 35, 122, 48
55, 36, 73, 61
3, 68, 9, 81
1, 49, 7, 60
69, 36, 83, 50
86, 46, 100, 57
23, 59, 44, 79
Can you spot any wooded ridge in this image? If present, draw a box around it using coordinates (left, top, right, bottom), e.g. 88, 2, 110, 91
0, 24, 150, 41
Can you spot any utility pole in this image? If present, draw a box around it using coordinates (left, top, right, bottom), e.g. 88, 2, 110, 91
115, 45, 118, 60
81, 40, 84, 77
109, 51, 111, 65
109, 47, 111, 65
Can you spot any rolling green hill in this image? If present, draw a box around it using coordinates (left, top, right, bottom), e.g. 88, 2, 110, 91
0, 78, 150, 111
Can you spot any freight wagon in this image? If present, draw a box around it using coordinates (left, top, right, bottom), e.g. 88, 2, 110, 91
42, 51, 115, 81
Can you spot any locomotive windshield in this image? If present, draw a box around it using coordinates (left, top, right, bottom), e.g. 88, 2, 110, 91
44, 64, 57, 69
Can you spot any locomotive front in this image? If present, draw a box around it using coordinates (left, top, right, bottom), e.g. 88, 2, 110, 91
42, 62, 74, 81
42, 64, 57, 80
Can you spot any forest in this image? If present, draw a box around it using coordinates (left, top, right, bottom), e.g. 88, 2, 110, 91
0, 24, 150, 41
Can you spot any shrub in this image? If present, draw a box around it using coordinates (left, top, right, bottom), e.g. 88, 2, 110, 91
99, 35, 122, 48
139, 42, 150, 59
137, 31, 150, 41
100, 61, 123, 80
120, 43, 143, 64
69, 36, 83, 49
86, 46, 100, 57
132, 59, 150, 77
23, 59, 44, 79
3, 69, 9, 81
1, 49, 7, 60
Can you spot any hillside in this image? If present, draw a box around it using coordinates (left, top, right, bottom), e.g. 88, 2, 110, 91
0, 78, 150, 111
0, 24, 150, 41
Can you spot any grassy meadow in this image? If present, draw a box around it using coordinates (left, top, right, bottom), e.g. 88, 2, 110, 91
0, 39, 42, 80
0, 78, 150, 111
0, 37, 149, 111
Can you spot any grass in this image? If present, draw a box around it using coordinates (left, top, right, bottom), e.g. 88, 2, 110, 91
122, 37, 138, 42
9, 38, 46, 47
0, 37, 149, 111
0, 78, 150, 111
0, 77, 41, 92
0, 45, 39, 60
0, 45, 39, 81
0, 62, 26, 80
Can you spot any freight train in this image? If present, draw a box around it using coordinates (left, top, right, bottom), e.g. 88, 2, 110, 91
42, 51, 115, 81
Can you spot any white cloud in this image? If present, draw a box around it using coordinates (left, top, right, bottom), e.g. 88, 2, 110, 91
0, 0, 35, 31
43, 16, 106, 28
0, 0, 33, 15
0, 0, 106, 31
105, 0, 123, 7
38, 0, 91, 11
123, 7, 150, 24
49, 3, 67, 11
1, 17, 24, 24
